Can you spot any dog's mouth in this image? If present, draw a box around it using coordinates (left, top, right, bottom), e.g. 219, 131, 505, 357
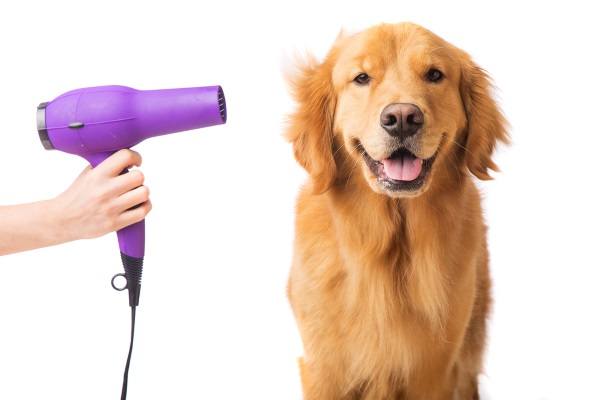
360, 145, 436, 193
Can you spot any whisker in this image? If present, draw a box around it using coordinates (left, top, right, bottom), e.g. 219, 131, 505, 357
447, 137, 474, 157
344, 147, 365, 187
332, 142, 345, 158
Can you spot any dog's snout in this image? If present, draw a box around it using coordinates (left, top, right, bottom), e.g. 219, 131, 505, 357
380, 103, 424, 139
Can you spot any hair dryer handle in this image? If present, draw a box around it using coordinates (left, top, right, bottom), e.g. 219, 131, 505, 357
83, 151, 146, 259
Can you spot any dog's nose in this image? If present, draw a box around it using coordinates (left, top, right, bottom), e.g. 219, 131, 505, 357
380, 103, 424, 139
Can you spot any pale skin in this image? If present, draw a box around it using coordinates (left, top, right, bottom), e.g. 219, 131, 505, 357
0, 149, 152, 256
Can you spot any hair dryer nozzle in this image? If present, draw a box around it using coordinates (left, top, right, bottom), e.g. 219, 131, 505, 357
217, 86, 227, 123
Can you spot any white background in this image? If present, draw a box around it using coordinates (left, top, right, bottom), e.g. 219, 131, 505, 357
0, 1, 599, 399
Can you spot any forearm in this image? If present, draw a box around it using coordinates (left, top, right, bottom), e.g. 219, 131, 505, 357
0, 199, 71, 256
0, 151, 150, 257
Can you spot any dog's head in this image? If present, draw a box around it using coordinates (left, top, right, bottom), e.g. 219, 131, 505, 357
287, 23, 508, 197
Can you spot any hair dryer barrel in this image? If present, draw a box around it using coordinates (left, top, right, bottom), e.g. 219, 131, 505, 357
37, 85, 227, 156
134, 86, 226, 138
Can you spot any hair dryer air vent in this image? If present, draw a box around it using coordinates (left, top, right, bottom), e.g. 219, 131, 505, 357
217, 86, 227, 123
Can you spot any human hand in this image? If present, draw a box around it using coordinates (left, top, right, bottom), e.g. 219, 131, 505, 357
50, 149, 152, 242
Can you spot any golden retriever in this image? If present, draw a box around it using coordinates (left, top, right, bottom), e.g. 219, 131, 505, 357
286, 23, 508, 400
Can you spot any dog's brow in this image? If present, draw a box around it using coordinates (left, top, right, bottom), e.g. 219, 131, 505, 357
428, 46, 451, 57
428, 45, 461, 66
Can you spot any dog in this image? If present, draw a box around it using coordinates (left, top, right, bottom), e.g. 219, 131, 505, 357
286, 23, 508, 400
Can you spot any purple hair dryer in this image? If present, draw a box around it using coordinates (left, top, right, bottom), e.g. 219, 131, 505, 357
37, 85, 226, 305
37, 85, 226, 399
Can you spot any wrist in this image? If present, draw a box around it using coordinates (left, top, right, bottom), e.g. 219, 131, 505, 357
43, 197, 74, 245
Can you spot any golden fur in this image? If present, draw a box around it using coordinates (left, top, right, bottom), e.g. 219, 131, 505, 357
286, 23, 508, 400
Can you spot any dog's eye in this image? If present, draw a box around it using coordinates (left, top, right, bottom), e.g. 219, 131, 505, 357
353, 73, 371, 85
425, 68, 444, 83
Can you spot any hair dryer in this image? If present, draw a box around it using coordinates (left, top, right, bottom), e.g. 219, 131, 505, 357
36, 85, 226, 399
37, 85, 226, 304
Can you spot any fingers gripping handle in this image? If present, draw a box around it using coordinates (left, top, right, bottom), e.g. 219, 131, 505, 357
84, 151, 145, 307
83, 150, 146, 259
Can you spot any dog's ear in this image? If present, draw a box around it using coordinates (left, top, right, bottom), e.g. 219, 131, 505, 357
286, 55, 337, 193
460, 57, 509, 180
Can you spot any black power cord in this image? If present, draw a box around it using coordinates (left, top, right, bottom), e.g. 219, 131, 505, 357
120, 306, 137, 400
111, 253, 144, 400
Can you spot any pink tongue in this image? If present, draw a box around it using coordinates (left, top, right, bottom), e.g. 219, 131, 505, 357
382, 156, 423, 181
